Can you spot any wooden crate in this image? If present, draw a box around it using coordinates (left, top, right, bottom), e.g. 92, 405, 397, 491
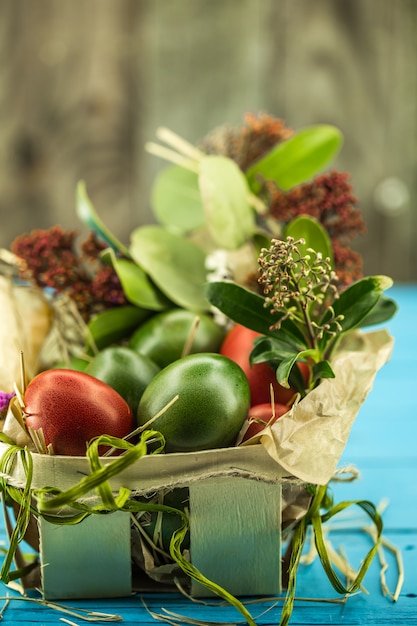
1, 443, 289, 600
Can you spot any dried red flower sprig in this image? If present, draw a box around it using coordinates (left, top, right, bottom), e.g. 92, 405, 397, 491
80, 230, 108, 260
265, 171, 367, 285
332, 240, 364, 286
267, 171, 365, 243
201, 112, 293, 171
80, 232, 128, 306
11, 226, 127, 320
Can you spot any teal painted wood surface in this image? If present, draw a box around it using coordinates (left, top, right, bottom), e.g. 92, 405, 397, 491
0, 283, 415, 624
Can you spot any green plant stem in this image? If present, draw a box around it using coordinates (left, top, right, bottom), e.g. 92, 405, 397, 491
300, 302, 317, 351
288, 266, 318, 351
322, 333, 341, 362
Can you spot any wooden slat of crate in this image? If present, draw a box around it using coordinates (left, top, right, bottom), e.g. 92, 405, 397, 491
190, 476, 282, 597
39, 511, 131, 600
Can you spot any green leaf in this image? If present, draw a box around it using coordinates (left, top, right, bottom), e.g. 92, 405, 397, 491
357, 295, 398, 328
276, 355, 301, 389
130, 225, 209, 312
204, 281, 279, 336
246, 125, 343, 192
250, 340, 313, 395
76, 180, 130, 257
87, 305, 151, 351
251, 335, 304, 364
327, 275, 393, 334
151, 165, 205, 232
102, 248, 170, 311
276, 349, 316, 389
284, 215, 334, 267
253, 230, 275, 255
312, 360, 335, 383
199, 155, 256, 249
205, 281, 308, 346
279, 318, 309, 347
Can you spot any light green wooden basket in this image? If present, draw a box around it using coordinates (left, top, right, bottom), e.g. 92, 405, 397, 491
1, 442, 292, 601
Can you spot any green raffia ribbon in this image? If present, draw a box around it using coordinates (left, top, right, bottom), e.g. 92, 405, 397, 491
279, 484, 384, 626
0, 444, 36, 582
312, 492, 383, 594
279, 515, 308, 626
35, 430, 165, 516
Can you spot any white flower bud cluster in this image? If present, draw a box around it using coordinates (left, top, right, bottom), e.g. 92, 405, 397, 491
258, 237, 343, 343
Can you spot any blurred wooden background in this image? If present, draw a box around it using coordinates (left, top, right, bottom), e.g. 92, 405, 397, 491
0, 0, 416, 281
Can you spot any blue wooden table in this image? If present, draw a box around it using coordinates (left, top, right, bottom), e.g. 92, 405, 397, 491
0, 284, 416, 625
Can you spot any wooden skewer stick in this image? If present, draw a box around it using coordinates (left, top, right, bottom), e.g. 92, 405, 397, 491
19, 351, 26, 395
13, 383, 25, 410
